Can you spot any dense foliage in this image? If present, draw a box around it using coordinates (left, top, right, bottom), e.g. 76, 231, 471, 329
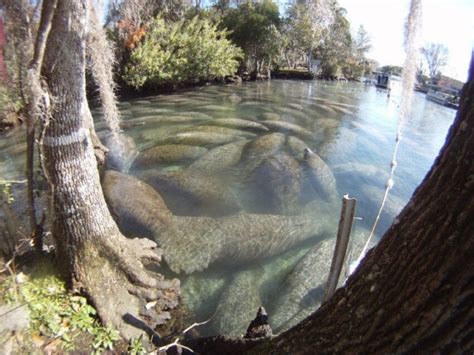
123, 16, 242, 88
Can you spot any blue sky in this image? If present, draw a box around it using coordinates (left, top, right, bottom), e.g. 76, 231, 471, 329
338, 0, 473, 81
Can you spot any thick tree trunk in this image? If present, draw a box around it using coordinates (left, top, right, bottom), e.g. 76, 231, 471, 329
39, 0, 180, 341
189, 55, 474, 354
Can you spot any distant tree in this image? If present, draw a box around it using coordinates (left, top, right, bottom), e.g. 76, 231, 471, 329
316, 4, 352, 77
343, 25, 372, 78
281, 0, 333, 70
421, 42, 448, 79
353, 25, 371, 58
222, 0, 280, 74
283, 3, 316, 69
380, 65, 403, 76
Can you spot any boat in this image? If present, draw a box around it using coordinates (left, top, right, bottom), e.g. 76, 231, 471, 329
426, 86, 460, 109
375, 73, 391, 89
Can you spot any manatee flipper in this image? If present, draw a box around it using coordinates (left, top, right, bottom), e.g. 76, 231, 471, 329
270, 238, 335, 333
211, 268, 264, 337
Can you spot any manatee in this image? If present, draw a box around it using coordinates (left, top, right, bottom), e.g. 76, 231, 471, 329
314, 118, 339, 129
314, 103, 337, 115
181, 273, 227, 321
131, 145, 208, 170
207, 118, 269, 133
287, 136, 311, 161
119, 119, 148, 130
140, 170, 241, 217
132, 99, 152, 105
330, 105, 354, 115
188, 140, 249, 174
288, 103, 305, 111
274, 106, 304, 116
103, 133, 138, 172
160, 131, 244, 146
191, 125, 256, 139
211, 268, 263, 337
271, 230, 367, 333
239, 133, 286, 176
262, 121, 314, 141
227, 94, 242, 104
239, 100, 263, 106
139, 115, 210, 125
201, 104, 232, 111
156, 202, 335, 274
246, 153, 303, 215
102, 170, 172, 238
261, 112, 281, 121
270, 238, 335, 333
117, 101, 132, 108
178, 111, 214, 121
303, 148, 338, 203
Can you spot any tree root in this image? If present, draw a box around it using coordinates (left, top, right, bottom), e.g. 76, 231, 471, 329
74, 234, 180, 343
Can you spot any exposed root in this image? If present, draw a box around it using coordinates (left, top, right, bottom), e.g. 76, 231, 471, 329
75, 234, 180, 342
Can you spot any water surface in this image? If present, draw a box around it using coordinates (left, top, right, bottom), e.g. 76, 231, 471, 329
0, 80, 457, 336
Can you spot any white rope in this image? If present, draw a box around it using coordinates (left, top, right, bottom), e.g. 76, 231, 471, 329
352, 0, 422, 272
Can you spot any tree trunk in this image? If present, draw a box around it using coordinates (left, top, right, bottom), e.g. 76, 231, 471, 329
188, 55, 474, 354
39, 0, 180, 341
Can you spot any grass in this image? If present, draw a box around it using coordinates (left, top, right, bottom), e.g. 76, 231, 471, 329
0, 256, 131, 353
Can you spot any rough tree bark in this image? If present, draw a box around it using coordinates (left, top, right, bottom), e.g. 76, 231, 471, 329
38, 0, 180, 341
189, 55, 474, 354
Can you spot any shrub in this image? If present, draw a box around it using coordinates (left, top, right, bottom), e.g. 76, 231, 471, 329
123, 16, 242, 88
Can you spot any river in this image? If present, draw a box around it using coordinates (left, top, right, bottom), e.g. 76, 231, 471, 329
0, 79, 457, 336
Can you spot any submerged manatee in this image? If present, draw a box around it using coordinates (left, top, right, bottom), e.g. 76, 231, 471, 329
239, 133, 286, 176
262, 120, 314, 141
103, 134, 138, 172
271, 231, 366, 333
188, 140, 249, 174
227, 93, 242, 104
303, 148, 338, 203
131, 145, 208, 170
270, 238, 336, 333
140, 170, 241, 217
192, 125, 256, 139
207, 118, 269, 133
247, 153, 303, 215
287, 136, 310, 161
261, 112, 282, 121
181, 273, 227, 322
140, 115, 210, 125
102, 170, 172, 238
156, 203, 335, 274
160, 131, 244, 146
211, 269, 263, 337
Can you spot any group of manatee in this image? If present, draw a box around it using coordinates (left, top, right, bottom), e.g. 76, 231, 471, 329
99, 91, 365, 337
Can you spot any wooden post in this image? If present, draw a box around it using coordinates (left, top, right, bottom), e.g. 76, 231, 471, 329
323, 194, 357, 303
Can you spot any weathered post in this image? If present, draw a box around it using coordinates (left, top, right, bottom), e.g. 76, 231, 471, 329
323, 194, 357, 303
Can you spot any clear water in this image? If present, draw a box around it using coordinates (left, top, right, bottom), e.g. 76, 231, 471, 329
0, 79, 457, 336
